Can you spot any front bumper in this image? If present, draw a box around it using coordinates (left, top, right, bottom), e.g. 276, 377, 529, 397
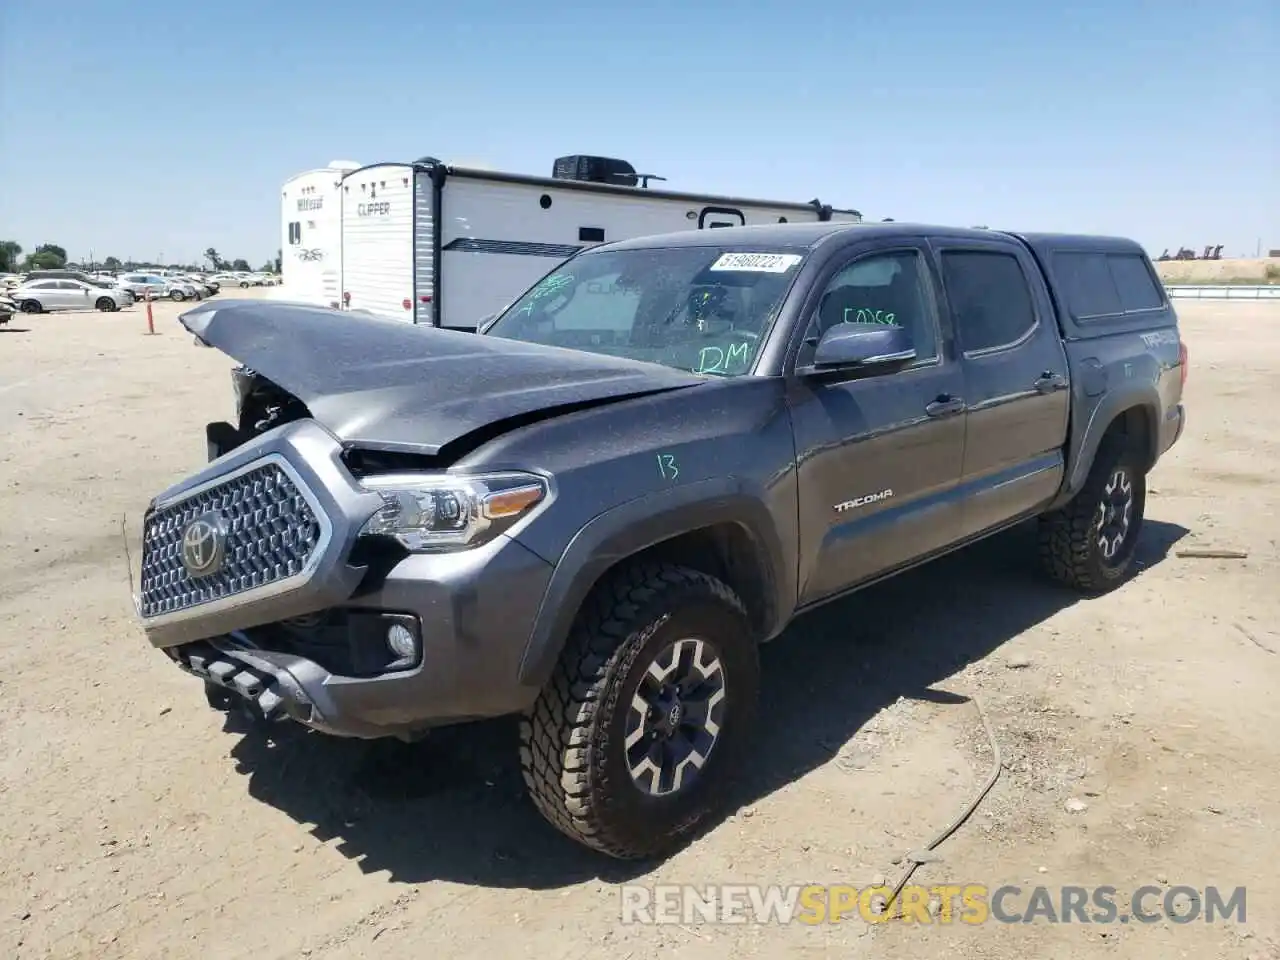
135, 418, 555, 737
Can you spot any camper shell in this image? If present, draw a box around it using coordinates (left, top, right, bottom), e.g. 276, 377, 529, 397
336, 154, 862, 329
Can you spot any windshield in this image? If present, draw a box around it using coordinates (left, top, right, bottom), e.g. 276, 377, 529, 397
484, 245, 809, 376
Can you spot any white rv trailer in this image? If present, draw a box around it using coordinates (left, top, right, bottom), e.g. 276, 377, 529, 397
277, 159, 361, 307
336, 154, 862, 329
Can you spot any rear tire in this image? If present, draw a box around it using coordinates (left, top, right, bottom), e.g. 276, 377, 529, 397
1038, 437, 1146, 593
520, 562, 759, 860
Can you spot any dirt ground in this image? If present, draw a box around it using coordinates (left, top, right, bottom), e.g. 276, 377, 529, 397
2, 293, 1278, 960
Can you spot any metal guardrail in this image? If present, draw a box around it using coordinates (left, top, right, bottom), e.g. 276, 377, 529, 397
1164, 284, 1280, 300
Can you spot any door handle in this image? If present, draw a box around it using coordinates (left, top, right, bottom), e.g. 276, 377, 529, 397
925, 395, 965, 418
1034, 371, 1068, 393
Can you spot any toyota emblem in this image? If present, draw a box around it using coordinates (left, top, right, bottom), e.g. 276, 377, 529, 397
180, 512, 228, 578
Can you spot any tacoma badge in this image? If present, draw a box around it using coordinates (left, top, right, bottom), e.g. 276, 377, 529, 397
834, 489, 894, 513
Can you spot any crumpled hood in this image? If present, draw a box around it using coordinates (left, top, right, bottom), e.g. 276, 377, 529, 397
179, 299, 705, 456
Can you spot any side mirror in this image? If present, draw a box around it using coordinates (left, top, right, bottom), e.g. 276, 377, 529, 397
809, 322, 915, 371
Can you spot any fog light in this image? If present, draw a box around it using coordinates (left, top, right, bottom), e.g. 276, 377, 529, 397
386, 623, 417, 660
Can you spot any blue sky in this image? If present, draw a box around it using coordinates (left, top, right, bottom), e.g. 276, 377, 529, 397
1, 0, 1275, 265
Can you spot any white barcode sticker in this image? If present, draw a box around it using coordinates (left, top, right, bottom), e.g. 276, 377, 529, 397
709, 252, 804, 273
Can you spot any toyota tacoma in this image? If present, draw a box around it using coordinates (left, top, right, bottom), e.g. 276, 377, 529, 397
134, 222, 1187, 859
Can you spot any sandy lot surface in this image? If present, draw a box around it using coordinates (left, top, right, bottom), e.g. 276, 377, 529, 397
2, 293, 1278, 960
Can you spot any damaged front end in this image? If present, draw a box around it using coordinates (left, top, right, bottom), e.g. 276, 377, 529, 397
135, 415, 388, 648
134, 401, 558, 738
132, 299, 696, 736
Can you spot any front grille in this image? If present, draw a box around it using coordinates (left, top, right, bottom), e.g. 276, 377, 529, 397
139, 461, 323, 618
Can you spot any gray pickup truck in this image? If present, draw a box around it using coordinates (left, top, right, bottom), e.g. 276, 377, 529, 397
135, 221, 1186, 859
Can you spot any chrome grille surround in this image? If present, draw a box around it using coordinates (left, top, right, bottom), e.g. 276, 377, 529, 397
139, 454, 329, 619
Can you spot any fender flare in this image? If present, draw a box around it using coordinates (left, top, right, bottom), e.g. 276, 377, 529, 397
1061, 386, 1160, 503
515, 476, 793, 688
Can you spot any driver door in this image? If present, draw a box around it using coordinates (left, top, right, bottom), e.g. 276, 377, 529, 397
789, 243, 968, 605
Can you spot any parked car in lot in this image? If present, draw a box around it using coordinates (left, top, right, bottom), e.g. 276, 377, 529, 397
0, 291, 15, 324
9, 278, 133, 312
117, 272, 200, 301
116, 273, 173, 299
172, 274, 217, 298
134, 221, 1187, 860
24, 269, 119, 290
169, 278, 204, 301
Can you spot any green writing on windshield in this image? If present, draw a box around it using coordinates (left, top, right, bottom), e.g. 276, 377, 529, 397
695, 340, 751, 375
520, 273, 575, 315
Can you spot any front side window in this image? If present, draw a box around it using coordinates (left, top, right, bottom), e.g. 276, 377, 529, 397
797, 250, 940, 367
485, 246, 809, 376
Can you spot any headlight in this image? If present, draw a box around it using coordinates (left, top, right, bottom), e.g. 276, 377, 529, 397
357, 471, 549, 552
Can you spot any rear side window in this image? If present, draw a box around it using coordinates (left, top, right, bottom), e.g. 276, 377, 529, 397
939, 250, 1038, 353
1055, 251, 1165, 320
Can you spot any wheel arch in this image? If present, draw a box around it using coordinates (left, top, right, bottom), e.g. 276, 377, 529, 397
516, 478, 793, 689
1057, 391, 1159, 508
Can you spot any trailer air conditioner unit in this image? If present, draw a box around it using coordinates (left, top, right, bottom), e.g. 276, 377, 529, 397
552, 155, 639, 188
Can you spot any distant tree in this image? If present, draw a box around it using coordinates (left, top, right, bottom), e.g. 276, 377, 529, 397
259, 261, 275, 273
204, 247, 223, 271
0, 240, 23, 271
23, 250, 66, 271
274, 248, 282, 273
231, 258, 251, 272
34, 243, 67, 264
103, 256, 122, 270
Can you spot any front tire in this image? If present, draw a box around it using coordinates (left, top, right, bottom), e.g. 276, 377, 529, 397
1038, 437, 1146, 593
520, 562, 759, 860
95, 297, 115, 312
19, 299, 41, 313
170, 289, 185, 301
